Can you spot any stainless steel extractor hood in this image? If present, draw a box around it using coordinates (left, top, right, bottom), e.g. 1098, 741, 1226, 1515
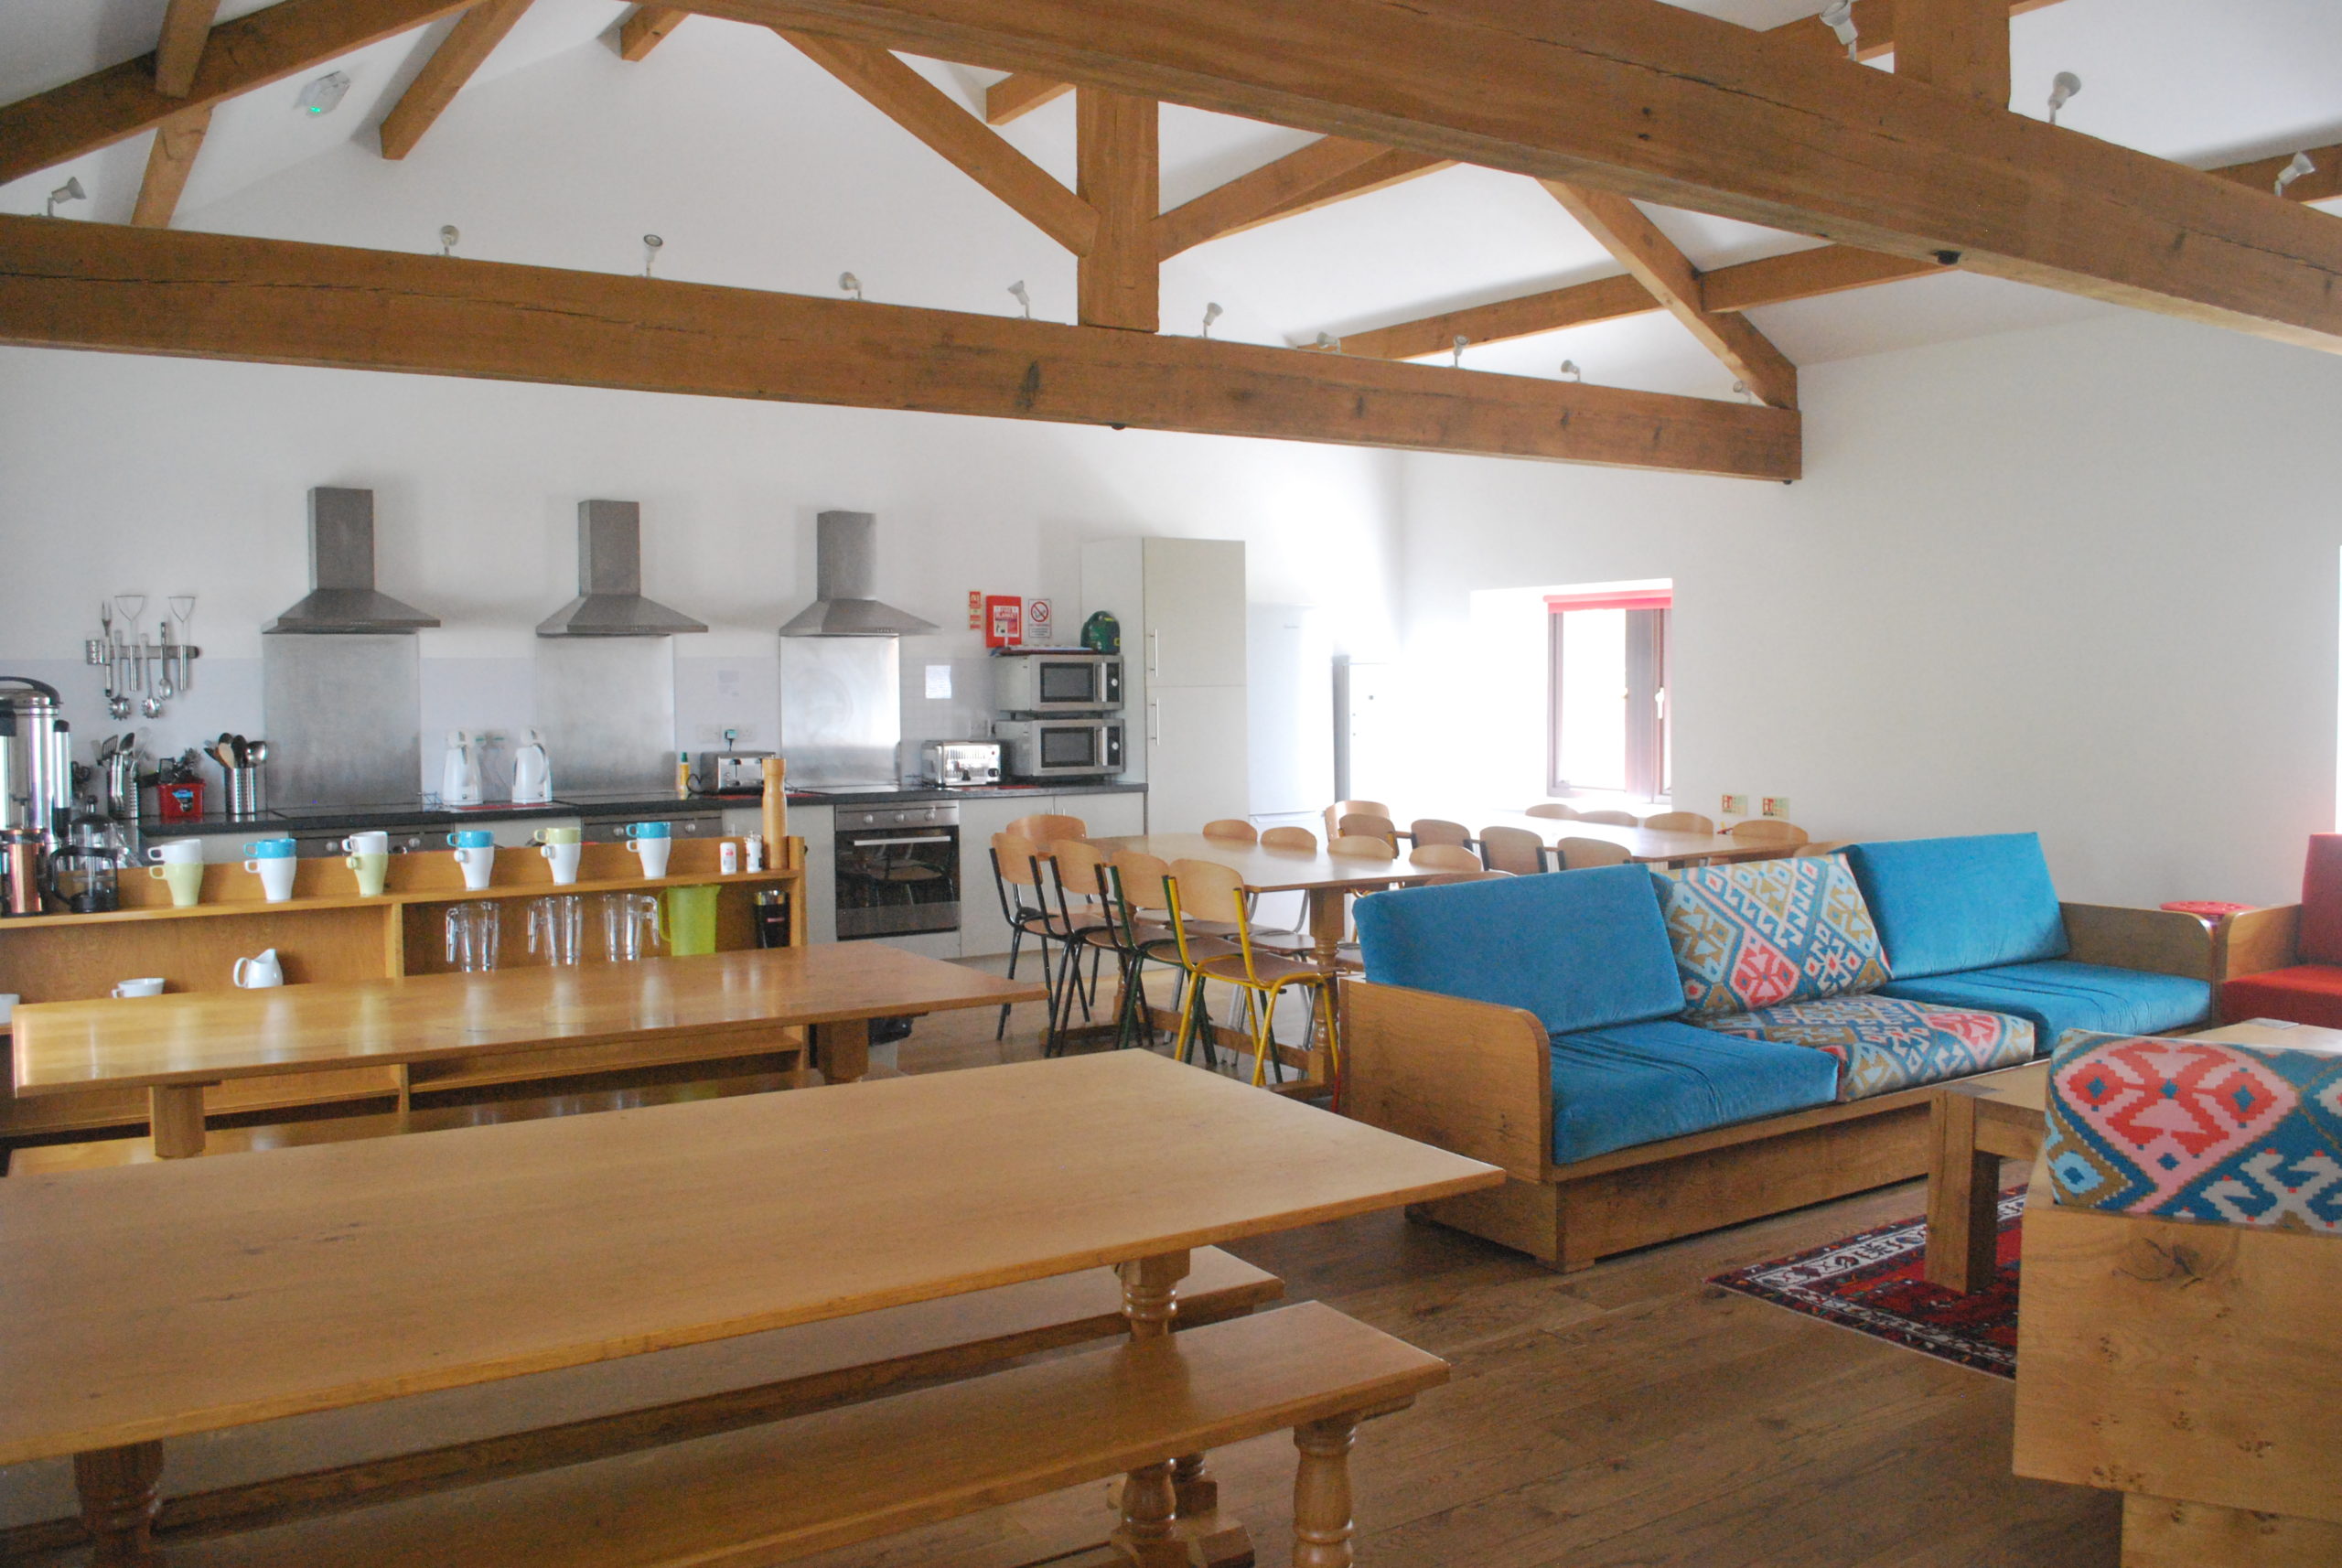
779, 510, 939, 637
266, 488, 442, 634
537, 499, 708, 638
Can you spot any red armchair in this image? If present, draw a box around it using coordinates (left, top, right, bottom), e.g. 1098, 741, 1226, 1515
2218, 834, 2342, 1026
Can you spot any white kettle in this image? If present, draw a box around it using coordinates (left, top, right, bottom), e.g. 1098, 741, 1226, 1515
510, 727, 552, 804
440, 729, 483, 807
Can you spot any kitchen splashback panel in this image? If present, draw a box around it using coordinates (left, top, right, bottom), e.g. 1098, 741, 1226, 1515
261, 634, 423, 806
533, 638, 677, 792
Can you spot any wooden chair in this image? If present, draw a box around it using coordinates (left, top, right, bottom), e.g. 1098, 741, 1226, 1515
1477, 824, 1548, 875
1202, 819, 1259, 843
1792, 840, 1852, 858
1407, 843, 1482, 872
1573, 809, 1641, 827
1004, 813, 1088, 849
1167, 859, 1343, 1097
1259, 826, 1317, 852
1556, 837, 1632, 870
1336, 812, 1399, 847
1423, 870, 1513, 886
1327, 834, 1399, 862
1522, 802, 1578, 821
1408, 818, 1472, 848
991, 832, 1078, 1040
1322, 800, 1391, 841
1641, 811, 1715, 834
1728, 819, 1810, 847
1046, 841, 1135, 1054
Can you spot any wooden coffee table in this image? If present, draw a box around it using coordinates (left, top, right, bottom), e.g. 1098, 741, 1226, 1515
1922, 1019, 2342, 1291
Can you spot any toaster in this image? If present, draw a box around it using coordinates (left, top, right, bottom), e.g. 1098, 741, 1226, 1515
694, 751, 775, 793
921, 741, 1002, 787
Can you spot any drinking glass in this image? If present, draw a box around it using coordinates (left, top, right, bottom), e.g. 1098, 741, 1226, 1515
527, 895, 587, 966
600, 892, 663, 961
444, 901, 501, 972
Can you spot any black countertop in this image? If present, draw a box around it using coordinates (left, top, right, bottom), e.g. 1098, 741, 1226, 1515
776, 781, 1146, 809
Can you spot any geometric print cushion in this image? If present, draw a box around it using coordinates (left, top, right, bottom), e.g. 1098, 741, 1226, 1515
1653, 854, 1891, 1017
1697, 995, 2033, 1102
2044, 1032, 2342, 1232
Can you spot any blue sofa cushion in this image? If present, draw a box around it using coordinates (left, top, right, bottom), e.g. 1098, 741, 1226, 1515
1356, 864, 1684, 1036
1550, 1019, 1840, 1165
1843, 833, 2068, 981
1697, 995, 2035, 1101
1876, 961, 2212, 1057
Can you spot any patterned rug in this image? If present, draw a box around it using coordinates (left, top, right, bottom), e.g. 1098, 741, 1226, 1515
1709, 1190, 2024, 1378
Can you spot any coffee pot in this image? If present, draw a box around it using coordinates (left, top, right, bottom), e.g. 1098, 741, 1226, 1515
0, 677, 70, 914
48, 813, 128, 914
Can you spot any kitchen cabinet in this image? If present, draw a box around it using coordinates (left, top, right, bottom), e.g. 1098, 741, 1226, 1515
792, 804, 836, 944
1081, 539, 1249, 834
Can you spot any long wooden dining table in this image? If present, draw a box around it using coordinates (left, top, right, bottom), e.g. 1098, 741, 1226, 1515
8, 944, 1045, 1156
1, 1050, 1500, 1565
1463, 811, 1783, 865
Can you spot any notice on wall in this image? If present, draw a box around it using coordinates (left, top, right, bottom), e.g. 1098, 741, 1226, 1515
925, 663, 953, 700
984, 595, 1023, 648
1026, 598, 1053, 643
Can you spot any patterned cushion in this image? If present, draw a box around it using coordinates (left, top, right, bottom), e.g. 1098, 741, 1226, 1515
2044, 1032, 2342, 1232
1699, 996, 2034, 1101
1652, 854, 1890, 1017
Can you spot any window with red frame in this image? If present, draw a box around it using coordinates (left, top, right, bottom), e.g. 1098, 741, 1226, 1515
1546, 588, 1671, 800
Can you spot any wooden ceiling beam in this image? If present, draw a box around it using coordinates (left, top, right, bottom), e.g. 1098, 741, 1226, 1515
379, 0, 536, 160
1247, 148, 1449, 226
1076, 87, 1158, 329
985, 72, 1070, 124
0, 0, 475, 188
0, 216, 1799, 479
1542, 182, 1798, 407
618, 5, 690, 59
1767, 0, 2067, 65
777, 29, 1097, 253
1155, 134, 1392, 260
1700, 246, 1939, 312
1342, 275, 1656, 362
131, 109, 210, 229
1894, 0, 2011, 102
667, 0, 2342, 354
2217, 141, 2342, 208
153, 0, 224, 98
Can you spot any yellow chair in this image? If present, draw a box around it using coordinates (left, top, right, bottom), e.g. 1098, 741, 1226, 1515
1556, 836, 1633, 869
1523, 802, 1579, 821
1109, 851, 1234, 1068
1167, 858, 1342, 1101
1201, 819, 1258, 843
1642, 811, 1715, 834
1260, 825, 1318, 852
1477, 824, 1548, 875
1408, 843, 1483, 872
1574, 809, 1641, 827
1408, 818, 1472, 848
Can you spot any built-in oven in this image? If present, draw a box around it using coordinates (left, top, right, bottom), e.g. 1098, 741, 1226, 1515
833, 801, 960, 940
992, 651, 1123, 714
994, 719, 1125, 780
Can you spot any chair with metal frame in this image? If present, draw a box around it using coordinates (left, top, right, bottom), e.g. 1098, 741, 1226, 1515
1523, 802, 1579, 821
1556, 836, 1633, 869
1110, 850, 1233, 1066
1407, 843, 1483, 872
1166, 857, 1344, 1101
1574, 809, 1642, 827
1642, 811, 1715, 834
990, 832, 1080, 1042
1322, 800, 1391, 841
1408, 818, 1473, 849
1202, 819, 1258, 843
1005, 812, 1088, 849
1260, 825, 1318, 852
1041, 840, 1128, 1055
1477, 824, 1549, 875
1336, 812, 1400, 847
1423, 869, 1514, 885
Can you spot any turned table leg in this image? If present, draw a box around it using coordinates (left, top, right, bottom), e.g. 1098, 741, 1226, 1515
75, 1442, 165, 1566
147, 1084, 209, 1158
1291, 1415, 1358, 1568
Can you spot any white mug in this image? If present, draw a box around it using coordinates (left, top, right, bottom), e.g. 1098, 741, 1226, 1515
233, 950, 284, 989
629, 836, 672, 879
243, 854, 299, 903
112, 977, 166, 998
145, 839, 204, 865
454, 843, 496, 891
542, 840, 583, 886
341, 831, 390, 856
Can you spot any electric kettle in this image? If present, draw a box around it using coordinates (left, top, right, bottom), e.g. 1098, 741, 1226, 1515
440, 730, 483, 807
510, 728, 552, 804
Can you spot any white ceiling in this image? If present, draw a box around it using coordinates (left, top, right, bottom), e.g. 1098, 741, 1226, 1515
4, 0, 2339, 403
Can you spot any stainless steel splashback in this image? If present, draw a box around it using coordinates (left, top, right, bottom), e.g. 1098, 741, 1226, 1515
533, 638, 677, 791
780, 637, 900, 786
262, 635, 423, 805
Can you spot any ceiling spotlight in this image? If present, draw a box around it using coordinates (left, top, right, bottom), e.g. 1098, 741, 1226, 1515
1007, 279, 1031, 318
437, 224, 459, 257
2276, 151, 2317, 198
1819, 0, 1858, 59
1200, 302, 1223, 338
1315, 331, 1342, 353
2047, 71, 2081, 125
641, 233, 663, 278
1733, 380, 1756, 403
1451, 335, 1468, 369
1559, 360, 1583, 383
44, 177, 85, 218
295, 70, 352, 117
839, 272, 864, 302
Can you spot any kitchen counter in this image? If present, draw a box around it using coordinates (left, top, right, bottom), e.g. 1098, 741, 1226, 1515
775, 781, 1146, 809
143, 791, 725, 839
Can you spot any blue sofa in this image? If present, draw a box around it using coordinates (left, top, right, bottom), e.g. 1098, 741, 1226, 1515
1344, 835, 2219, 1271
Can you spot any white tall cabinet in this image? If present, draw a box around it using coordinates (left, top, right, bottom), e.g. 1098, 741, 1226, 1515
1080, 539, 1248, 832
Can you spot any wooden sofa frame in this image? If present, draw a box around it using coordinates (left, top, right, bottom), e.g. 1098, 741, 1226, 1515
1343, 902, 2219, 1271
2217, 900, 2304, 987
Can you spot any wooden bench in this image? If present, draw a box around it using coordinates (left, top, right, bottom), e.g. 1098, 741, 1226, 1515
3, 1248, 1281, 1559
151, 1302, 1442, 1568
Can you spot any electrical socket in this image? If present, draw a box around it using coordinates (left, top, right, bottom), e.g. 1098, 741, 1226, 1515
1760, 795, 1791, 819
1720, 793, 1749, 817
691, 724, 761, 746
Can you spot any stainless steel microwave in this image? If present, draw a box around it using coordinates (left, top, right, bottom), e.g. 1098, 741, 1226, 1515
992, 652, 1123, 714
995, 719, 1125, 779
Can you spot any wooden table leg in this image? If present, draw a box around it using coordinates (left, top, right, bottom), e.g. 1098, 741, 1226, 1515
1292, 1414, 1359, 1568
811, 1018, 870, 1085
75, 1442, 164, 1566
1303, 888, 1348, 1089
1111, 1251, 1252, 1567
148, 1083, 209, 1158
1924, 1090, 2002, 1293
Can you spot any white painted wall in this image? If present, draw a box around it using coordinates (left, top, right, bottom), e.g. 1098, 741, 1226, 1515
1394, 311, 2342, 908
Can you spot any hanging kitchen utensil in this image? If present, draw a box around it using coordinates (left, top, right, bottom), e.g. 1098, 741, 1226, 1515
168, 596, 195, 693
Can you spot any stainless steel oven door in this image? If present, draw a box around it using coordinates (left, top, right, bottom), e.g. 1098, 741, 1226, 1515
833, 802, 961, 939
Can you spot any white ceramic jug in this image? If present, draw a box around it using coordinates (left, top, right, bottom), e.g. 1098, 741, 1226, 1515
233, 948, 285, 988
